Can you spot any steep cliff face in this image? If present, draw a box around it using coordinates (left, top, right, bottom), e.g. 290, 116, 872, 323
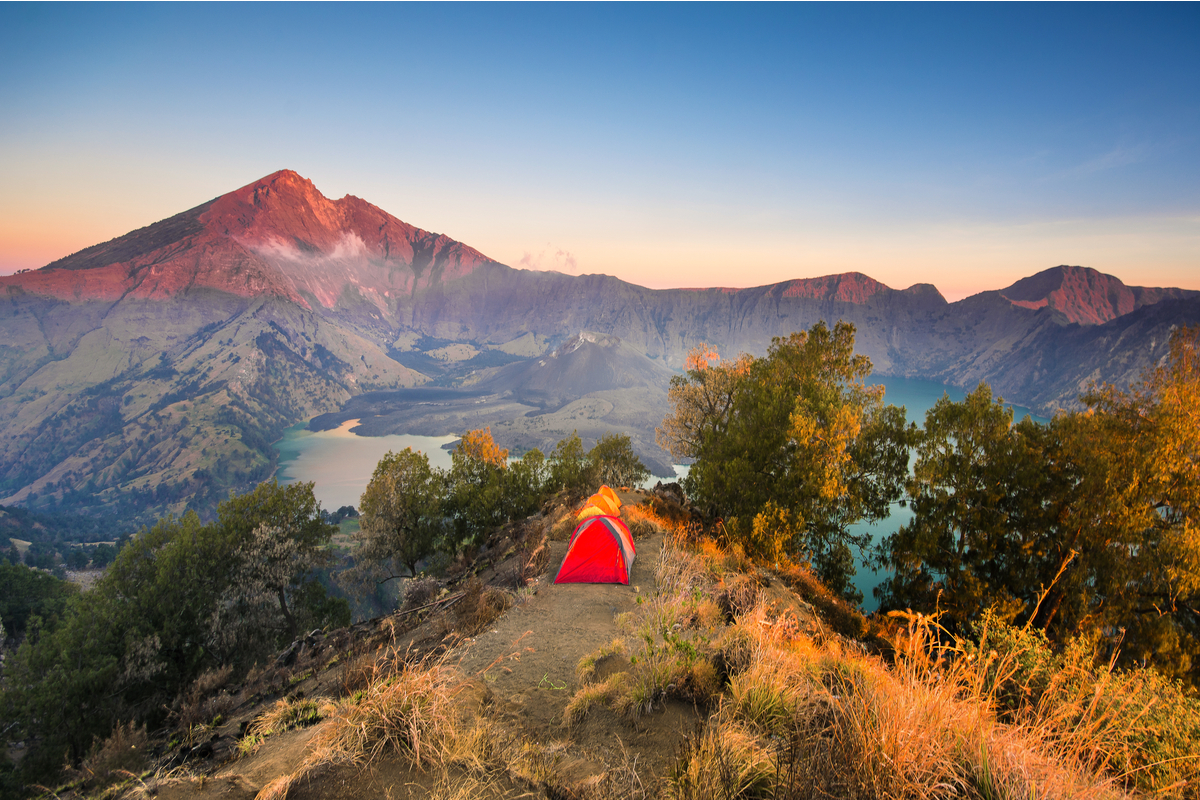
1, 170, 1197, 521
392, 264, 952, 372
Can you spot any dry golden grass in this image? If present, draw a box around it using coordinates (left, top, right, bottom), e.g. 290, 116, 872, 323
238, 696, 334, 757
645, 532, 1142, 800
671, 622, 1127, 799
254, 655, 473, 800
248, 524, 1192, 800
64, 721, 151, 794
774, 558, 868, 638
564, 672, 633, 725
453, 576, 513, 637
902, 611, 1200, 797
547, 503, 578, 541
575, 638, 629, 685
622, 504, 669, 539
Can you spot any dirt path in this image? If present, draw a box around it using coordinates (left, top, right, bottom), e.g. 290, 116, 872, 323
456, 533, 660, 737
452, 531, 699, 787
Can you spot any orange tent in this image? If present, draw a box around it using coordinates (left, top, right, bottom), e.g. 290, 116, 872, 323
598, 485, 621, 507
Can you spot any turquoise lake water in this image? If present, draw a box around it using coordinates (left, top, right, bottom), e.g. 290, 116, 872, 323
274, 419, 458, 511
275, 377, 1047, 611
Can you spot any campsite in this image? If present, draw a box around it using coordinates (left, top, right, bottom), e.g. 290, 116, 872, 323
112, 486, 837, 800
19, 469, 1193, 800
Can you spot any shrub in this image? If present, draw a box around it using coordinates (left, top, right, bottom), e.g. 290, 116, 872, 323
238, 696, 330, 756
255, 657, 481, 800
622, 504, 668, 539
79, 721, 149, 787
453, 577, 512, 637
402, 576, 442, 610
715, 574, 759, 621
958, 610, 1200, 795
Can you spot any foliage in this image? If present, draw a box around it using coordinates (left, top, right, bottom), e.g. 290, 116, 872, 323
210, 522, 349, 661
587, 432, 650, 488
341, 448, 445, 592
0, 481, 345, 785
959, 611, 1200, 794
0, 503, 129, 547
89, 542, 117, 568
879, 326, 1200, 685
456, 427, 508, 468
658, 322, 912, 600
443, 428, 509, 549
502, 447, 549, 520
0, 557, 78, 642
876, 384, 1069, 626
213, 480, 347, 651
547, 431, 595, 495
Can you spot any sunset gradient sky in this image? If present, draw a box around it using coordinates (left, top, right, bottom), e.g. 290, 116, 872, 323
1, 3, 1196, 300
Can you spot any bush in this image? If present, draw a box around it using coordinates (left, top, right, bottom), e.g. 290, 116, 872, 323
587, 433, 649, 489
402, 576, 442, 611
78, 721, 149, 788
453, 577, 512, 637
959, 611, 1200, 795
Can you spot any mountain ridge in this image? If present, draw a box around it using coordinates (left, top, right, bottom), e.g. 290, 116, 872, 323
1, 169, 1197, 522
997, 264, 1197, 325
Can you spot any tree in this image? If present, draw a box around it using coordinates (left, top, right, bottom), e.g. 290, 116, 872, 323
548, 431, 595, 495
657, 345, 753, 465
3, 512, 221, 776
1064, 326, 1200, 679
210, 522, 349, 659
0, 558, 78, 642
658, 322, 912, 600
1, 482, 349, 784
90, 542, 117, 568
66, 547, 89, 570
588, 432, 650, 488
444, 428, 508, 548
504, 448, 550, 519
215, 480, 343, 647
876, 385, 1071, 626
342, 448, 443, 594
878, 327, 1200, 684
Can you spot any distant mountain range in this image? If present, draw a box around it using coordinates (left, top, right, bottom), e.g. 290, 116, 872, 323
2, 170, 1197, 521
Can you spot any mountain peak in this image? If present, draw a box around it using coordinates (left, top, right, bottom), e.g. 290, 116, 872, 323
4, 170, 497, 308
777, 272, 890, 303
999, 265, 1196, 325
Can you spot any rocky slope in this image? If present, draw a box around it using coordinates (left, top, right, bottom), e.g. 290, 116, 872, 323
1, 170, 1196, 522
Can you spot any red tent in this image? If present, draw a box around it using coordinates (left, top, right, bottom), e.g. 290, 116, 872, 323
554, 515, 637, 584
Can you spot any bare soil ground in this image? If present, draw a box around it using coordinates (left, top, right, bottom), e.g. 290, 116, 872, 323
454, 531, 702, 789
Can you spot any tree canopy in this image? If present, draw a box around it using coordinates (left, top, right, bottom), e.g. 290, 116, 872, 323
878, 326, 1200, 684
0, 481, 348, 781
659, 321, 912, 599
588, 432, 650, 489
343, 448, 444, 591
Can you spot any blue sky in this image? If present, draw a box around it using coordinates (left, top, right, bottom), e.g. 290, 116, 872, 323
1, 2, 1196, 299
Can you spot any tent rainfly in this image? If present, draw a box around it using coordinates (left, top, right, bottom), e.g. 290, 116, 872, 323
576, 486, 621, 520
554, 515, 637, 584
